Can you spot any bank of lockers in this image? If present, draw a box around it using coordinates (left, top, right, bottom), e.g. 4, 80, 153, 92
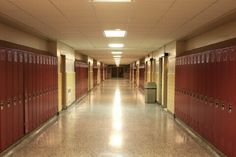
0, 47, 58, 152
75, 60, 88, 100
175, 46, 236, 157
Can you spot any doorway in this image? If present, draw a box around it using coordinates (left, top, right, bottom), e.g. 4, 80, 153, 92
60, 55, 66, 110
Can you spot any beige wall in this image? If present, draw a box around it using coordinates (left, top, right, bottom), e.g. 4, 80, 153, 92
0, 22, 48, 51
185, 20, 236, 51
57, 42, 76, 109
153, 41, 176, 113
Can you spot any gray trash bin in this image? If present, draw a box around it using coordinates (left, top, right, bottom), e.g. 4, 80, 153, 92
145, 82, 157, 103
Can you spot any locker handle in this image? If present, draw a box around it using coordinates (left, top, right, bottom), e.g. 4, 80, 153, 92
228, 105, 232, 113
0, 102, 4, 110
7, 100, 11, 107
200, 95, 203, 101
215, 100, 219, 108
221, 103, 225, 111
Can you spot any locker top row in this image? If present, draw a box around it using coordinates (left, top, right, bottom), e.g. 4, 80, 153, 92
176, 46, 236, 65
0, 47, 57, 65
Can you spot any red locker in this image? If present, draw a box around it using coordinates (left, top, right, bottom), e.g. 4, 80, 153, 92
46, 57, 50, 120
12, 50, 19, 142
204, 51, 213, 142
189, 54, 194, 128
32, 54, 37, 130
6, 49, 14, 147
39, 55, 43, 124
28, 53, 33, 132
217, 49, 228, 152
212, 50, 221, 148
17, 51, 24, 139
24, 52, 29, 134
53, 57, 58, 114
41, 55, 44, 122
36, 55, 40, 127
0, 48, 7, 151
225, 46, 236, 157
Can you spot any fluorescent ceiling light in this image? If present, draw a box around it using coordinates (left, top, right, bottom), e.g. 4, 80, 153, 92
109, 43, 124, 48
104, 29, 127, 37
111, 51, 123, 55
92, 0, 132, 2
113, 55, 121, 58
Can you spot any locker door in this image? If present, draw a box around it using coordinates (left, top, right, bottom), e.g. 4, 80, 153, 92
54, 58, 58, 114
28, 53, 33, 132
12, 50, 19, 142
205, 51, 213, 142
18, 51, 24, 139
225, 47, 236, 157
0, 48, 7, 151
32, 54, 37, 130
192, 54, 197, 131
36, 55, 40, 127
46, 57, 49, 120
23, 52, 29, 134
213, 50, 222, 148
218, 49, 228, 152
39, 55, 43, 124
189, 55, 193, 128
49, 57, 53, 117
44, 56, 47, 121
53, 57, 56, 114
41, 56, 46, 122
6, 49, 13, 147
199, 53, 205, 136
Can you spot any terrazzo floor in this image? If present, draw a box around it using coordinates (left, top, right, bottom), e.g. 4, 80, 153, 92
5, 79, 215, 157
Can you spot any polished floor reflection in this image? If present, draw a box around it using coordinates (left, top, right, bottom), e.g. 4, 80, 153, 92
7, 80, 215, 157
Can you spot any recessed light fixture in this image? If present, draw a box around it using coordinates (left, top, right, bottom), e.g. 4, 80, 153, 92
111, 51, 123, 55
104, 29, 127, 37
92, 0, 132, 2
109, 43, 124, 48
113, 55, 121, 58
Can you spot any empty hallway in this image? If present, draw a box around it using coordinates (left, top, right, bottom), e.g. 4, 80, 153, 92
5, 80, 214, 157
1, 0, 236, 156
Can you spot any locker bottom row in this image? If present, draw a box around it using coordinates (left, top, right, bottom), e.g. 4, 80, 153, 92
0, 90, 58, 152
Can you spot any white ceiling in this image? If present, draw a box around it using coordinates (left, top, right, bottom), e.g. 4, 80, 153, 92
0, 0, 236, 64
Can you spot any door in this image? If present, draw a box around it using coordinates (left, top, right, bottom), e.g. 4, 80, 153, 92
60, 55, 66, 109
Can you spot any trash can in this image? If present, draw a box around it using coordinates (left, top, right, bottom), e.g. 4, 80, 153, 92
145, 82, 157, 103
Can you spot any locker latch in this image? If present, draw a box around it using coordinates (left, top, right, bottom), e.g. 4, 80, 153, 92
215, 100, 219, 108
7, 99, 11, 107
228, 104, 232, 113
0, 101, 4, 110
221, 102, 225, 111
13, 97, 17, 106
